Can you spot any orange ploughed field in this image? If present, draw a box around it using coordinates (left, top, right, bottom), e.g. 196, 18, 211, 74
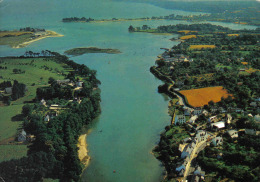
179, 86, 232, 107
189, 45, 216, 50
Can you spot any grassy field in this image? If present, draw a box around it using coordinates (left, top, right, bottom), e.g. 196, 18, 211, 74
0, 145, 28, 162
0, 57, 67, 85
0, 104, 23, 141
0, 31, 33, 37
191, 73, 214, 82
0, 33, 34, 47
179, 86, 232, 107
189, 45, 216, 50
216, 64, 232, 70
0, 30, 63, 48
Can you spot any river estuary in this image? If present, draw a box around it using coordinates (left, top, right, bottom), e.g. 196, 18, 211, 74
0, 0, 257, 181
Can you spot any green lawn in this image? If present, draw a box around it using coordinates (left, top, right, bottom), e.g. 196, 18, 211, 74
0, 104, 23, 141
0, 33, 33, 48
43, 179, 59, 182
0, 57, 68, 85
216, 64, 232, 70
0, 145, 28, 162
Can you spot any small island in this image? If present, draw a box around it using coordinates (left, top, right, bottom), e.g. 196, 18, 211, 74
64, 47, 121, 56
0, 27, 63, 48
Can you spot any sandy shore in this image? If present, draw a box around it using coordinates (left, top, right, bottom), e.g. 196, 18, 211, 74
14, 30, 63, 48
78, 134, 90, 169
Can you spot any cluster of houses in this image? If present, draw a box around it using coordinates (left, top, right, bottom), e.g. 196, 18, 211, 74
16, 79, 85, 143
176, 130, 209, 178
160, 52, 194, 63
174, 105, 246, 126
56, 79, 84, 88
174, 107, 205, 125
172, 97, 260, 180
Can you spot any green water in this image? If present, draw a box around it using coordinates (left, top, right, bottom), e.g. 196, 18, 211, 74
0, 0, 257, 181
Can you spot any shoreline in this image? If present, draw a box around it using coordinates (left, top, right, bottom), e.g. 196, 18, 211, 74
77, 133, 91, 170
63, 18, 165, 24
13, 30, 64, 49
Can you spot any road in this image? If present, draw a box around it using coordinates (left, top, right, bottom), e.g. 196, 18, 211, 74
182, 134, 216, 181
168, 84, 192, 109
182, 140, 207, 181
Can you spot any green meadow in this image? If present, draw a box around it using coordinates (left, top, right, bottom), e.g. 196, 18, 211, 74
0, 57, 70, 159
0, 145, 28, 162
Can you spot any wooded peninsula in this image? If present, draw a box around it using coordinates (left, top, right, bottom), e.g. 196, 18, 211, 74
0, 27, 63, 48
0, 51, 101, 181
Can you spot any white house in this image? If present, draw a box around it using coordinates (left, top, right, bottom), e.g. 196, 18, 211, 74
18, 130, 27, 142
184, 108, 193, 116
212, 136, 223, 146
76, 81, 84, 87
226, 114, 232, 124
39, 98, 46, 106
44, 115, 50, 122
189, 115, 198, 124
208, 115, 217, 123
175, 115, 186, 125
181, 146, 192, 159
193, 108, 203, 115
227, 130, 238, 138
195, 130, 209, 142
211, 121, 225, 130
194, 166, 205, 177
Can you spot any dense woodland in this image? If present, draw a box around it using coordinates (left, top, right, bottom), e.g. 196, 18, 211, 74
0, 80, 27, 105
0, 52, 101, 182
62, 17, 95, 22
